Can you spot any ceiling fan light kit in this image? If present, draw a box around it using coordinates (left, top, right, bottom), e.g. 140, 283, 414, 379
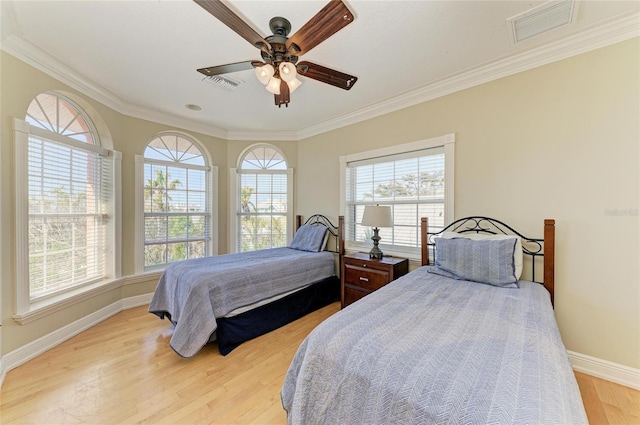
266, 76, 282, 95
255, 64, 274, 85
194, 0, 358, 108
287, 77, 302, 93
279, 61, 297, 83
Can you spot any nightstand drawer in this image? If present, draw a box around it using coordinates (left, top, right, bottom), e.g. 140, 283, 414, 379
340, 253, 409, 309
344, 265, 389, 291
344, 287, 369, 306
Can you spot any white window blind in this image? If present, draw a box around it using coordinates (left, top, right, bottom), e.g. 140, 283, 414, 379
345, 146, 447, 257
236, 145, 288, 252
143, 134, 211, 269
28, 135, 112, 300
19, 92, 116, 303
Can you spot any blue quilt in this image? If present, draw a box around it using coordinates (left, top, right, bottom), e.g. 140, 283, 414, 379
282, 266, 587, 424
149, 247, 335, 357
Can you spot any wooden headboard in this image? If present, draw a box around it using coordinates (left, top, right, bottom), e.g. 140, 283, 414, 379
295, 214, 345, 256
420, 217, 556, 305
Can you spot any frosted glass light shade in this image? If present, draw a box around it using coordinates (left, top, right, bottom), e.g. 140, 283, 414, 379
266, 77, 281, 95
279, 61, 297, 83
287, 77, 302, 93
255, 64, 274, 85
361, 205, 393, 228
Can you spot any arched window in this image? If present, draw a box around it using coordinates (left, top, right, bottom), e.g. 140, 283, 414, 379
15, 92, 119, 309
232, 144, 292, 252
138, 133, 215, 270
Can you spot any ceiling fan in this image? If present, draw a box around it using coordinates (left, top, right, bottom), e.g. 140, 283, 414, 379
194, 0, 358, 108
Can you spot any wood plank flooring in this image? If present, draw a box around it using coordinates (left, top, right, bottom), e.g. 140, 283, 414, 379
1, 302, 638, 424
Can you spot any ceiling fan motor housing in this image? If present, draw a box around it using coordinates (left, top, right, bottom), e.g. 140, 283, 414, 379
269, 17, 291, 37
261, 16, 299, 65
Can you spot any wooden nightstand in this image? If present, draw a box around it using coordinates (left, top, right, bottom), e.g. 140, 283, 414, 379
341, 253, 409, 308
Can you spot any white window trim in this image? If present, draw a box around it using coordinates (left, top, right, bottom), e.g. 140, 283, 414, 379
12, 117, 122, 323
229, 167, 294, 253
339, 133, 455, 260
134, 150, 218, 274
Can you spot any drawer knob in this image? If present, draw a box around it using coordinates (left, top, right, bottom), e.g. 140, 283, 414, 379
359, 277, 369, 282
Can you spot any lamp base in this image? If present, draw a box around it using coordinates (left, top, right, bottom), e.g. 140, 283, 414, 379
369, 249, 383, 260
369, 227, 384, 259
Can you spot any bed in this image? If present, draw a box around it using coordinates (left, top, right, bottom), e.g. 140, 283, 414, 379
149, 214, 344, 357
281, 216, 588, 424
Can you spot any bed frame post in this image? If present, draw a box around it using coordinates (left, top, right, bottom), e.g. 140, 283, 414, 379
544, 219, 555, 306
296, 215, 302, 231
338, 216, 345, 255
421, 217, 429, 266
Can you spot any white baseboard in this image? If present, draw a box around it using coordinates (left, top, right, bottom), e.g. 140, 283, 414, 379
0, 293, 154, 387
569, 350, 640, 390
122, 293, 154, 309
0, 352, 4, 388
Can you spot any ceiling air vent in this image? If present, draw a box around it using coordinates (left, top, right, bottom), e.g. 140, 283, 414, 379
508, 0, 579, 44
202, 75, 243, 91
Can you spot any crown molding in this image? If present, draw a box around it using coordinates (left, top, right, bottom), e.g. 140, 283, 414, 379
0, 35, 230, 140
296, 12, 639, 140
1, 12, 638, 142
1, 35, 125, 109
226, 130, 300, 141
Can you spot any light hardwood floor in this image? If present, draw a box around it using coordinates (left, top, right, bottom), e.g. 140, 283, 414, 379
1, 302, 638, 424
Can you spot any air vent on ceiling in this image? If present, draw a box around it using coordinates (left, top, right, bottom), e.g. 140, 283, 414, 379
508, 0, 579, 44
202, 75, 243, 91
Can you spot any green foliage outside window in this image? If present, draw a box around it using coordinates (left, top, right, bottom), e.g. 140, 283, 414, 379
239, 186, 286, 252
144, 169, 207, 267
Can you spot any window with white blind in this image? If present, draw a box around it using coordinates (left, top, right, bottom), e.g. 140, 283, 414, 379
138, 133, 215, 271
14, 92, 120, 309
340, 134, 455, 259
230, 144, 293, 252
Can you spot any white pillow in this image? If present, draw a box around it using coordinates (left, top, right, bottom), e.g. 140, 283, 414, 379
439, 231, 523, 280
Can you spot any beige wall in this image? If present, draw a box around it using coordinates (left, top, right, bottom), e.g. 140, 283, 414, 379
1, 38, 638, 370
0, 50, 300, 354
296, 38, 640, 370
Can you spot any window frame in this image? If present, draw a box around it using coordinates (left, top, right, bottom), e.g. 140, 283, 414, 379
135, 132, 217, 273
229, 144, 293, 253
340, 133, 455, 261
13, 93, 122, 322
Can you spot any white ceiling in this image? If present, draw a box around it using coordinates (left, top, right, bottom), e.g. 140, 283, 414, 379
1, 0, 638, 140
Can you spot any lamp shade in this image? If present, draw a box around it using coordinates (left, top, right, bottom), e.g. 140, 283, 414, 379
279, 61, 298, 83
287, 77, 302, 93
361, 205, 392, 228
255, 64, 274, 85
266, 76, 281, 94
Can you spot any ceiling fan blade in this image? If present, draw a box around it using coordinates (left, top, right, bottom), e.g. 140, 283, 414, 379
197, 60, 262, 77
286, 0, 354, 56
297, 61, 357, 90
194, 0, 271, 52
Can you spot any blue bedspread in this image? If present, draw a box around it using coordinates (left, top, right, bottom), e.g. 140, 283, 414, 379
149, 247, 335, 357
282, 266, 587, 424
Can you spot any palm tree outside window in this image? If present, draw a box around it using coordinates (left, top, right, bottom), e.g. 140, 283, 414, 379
235, 144, 290, 252
141, 133, 211, 269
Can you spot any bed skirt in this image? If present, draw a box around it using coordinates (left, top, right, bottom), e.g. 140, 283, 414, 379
216, 275, 340, 355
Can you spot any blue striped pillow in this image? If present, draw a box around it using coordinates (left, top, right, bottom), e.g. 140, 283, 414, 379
431, 237, 518, 287
289, 225, 329, 252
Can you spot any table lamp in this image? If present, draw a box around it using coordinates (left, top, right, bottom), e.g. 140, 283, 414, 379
361, 205, 393, 259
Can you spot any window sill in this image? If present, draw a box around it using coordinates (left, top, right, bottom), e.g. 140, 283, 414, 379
124, 271, 162, 286
14, 276, 131, 325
